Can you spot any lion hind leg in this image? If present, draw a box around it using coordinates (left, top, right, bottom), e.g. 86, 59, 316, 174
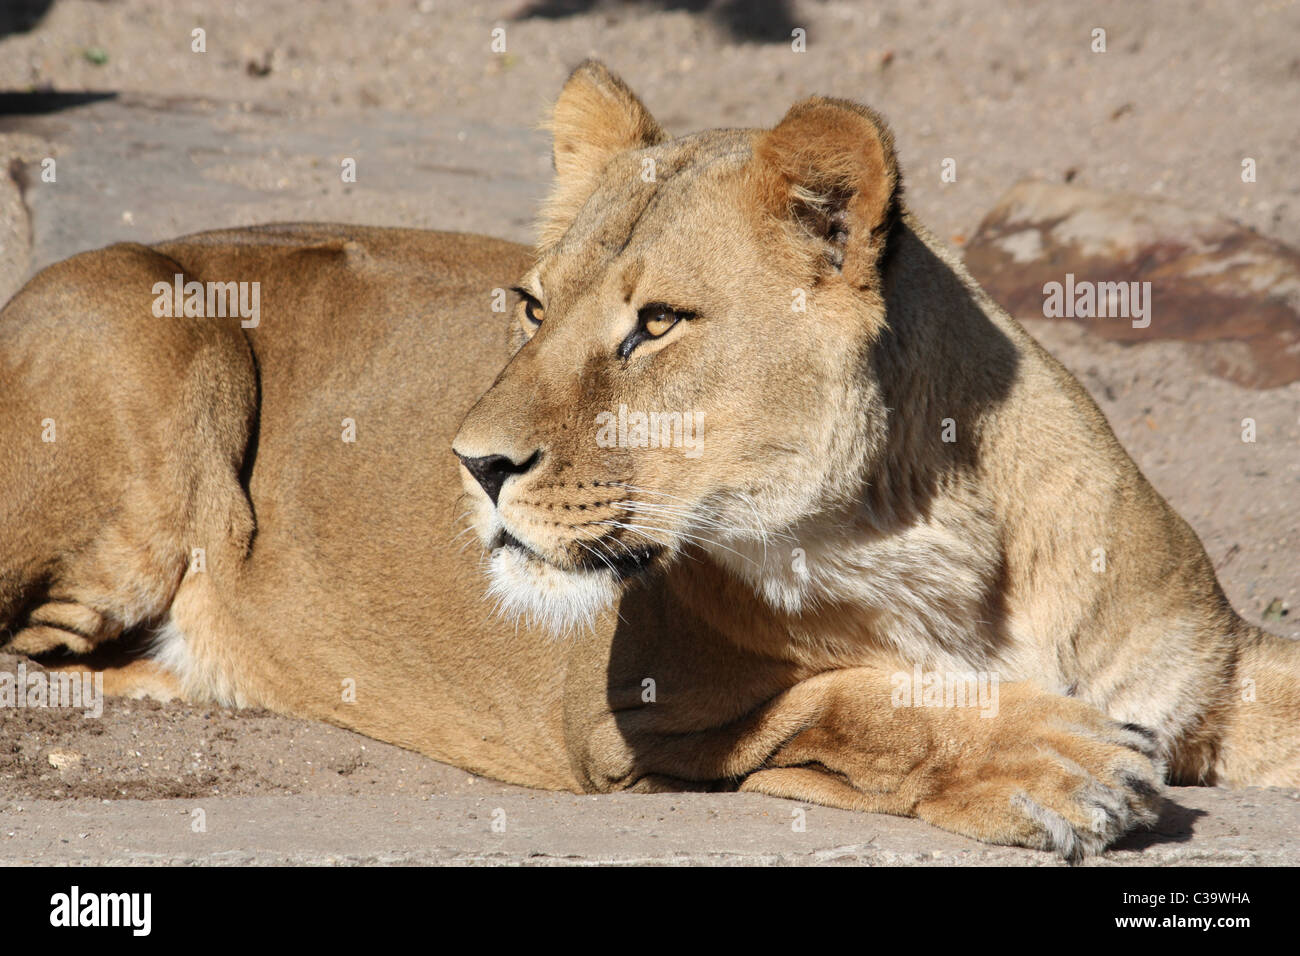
1211, 626, 1300, 787
44, 658, 182, 703
0, 243, 257, 693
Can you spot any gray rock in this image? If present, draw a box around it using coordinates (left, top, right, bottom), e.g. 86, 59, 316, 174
3, 93, 550, 282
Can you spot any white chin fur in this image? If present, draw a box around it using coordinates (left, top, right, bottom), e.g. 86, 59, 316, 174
485, 545, 620, 636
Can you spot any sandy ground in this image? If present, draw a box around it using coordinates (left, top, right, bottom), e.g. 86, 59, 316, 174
1, 0, 1298, 865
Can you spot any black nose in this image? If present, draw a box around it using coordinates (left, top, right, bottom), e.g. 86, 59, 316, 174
455, 451, 538, 506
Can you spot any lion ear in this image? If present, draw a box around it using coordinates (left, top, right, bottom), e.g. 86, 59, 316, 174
754, 97, 901, 288
539, 60, 666, 247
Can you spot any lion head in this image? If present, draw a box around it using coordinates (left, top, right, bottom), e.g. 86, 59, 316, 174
452, 60, 902, 633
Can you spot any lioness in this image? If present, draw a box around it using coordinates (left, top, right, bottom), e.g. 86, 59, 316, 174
1, 62, 1296, 859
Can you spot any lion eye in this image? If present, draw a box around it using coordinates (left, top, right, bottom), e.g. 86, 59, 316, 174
512, 287, 544, 329
640, 306, 681, 338
618, 303, 692, 359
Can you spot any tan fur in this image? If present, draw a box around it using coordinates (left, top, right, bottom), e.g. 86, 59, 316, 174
2, 62, 1297, 858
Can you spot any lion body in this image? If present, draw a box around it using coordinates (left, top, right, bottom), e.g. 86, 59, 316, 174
2, 63, 1297, 857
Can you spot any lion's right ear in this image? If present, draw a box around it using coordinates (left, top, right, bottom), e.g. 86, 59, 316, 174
754, 97, 901, 290
538, 60, 666, 247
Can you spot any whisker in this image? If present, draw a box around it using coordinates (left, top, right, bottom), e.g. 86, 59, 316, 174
596, 519, 757, 567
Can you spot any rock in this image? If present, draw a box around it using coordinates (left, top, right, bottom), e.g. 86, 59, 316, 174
3, 94, 548, 279
46, 750, 81, 770
963, 181, 1300, 388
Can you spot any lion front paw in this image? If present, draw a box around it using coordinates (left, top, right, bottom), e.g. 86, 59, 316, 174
918, 708, 1165, 861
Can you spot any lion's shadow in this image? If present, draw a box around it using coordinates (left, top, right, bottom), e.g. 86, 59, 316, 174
1112, 797, 1208, 852
513, 0, 799, 45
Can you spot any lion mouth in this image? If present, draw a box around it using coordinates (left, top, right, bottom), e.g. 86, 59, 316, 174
491, 530, 660, 580
494, 529, 536, 559
579, 542, 661, 579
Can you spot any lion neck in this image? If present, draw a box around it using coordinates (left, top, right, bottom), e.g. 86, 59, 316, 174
678, 217, 1023, 670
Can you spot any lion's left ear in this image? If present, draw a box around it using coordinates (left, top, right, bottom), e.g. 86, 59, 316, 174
754, 97, 901, 289
539, 60, 666, 247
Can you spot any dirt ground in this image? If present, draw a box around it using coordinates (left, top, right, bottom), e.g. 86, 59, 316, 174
1, 0, 1298, 864
5, 644, 1299, 866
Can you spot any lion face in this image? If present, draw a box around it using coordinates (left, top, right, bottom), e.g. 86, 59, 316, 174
453, 62, 900, 633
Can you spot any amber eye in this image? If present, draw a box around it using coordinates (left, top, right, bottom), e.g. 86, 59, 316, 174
514, 297, 540, 327
640, 305, 681, 338
618, 303, 693, 359
512, 287, 543, 327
